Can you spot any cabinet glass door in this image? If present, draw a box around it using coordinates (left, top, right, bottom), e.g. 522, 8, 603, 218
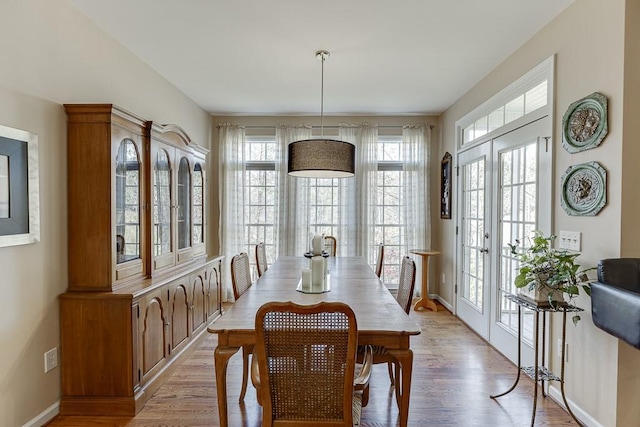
192, 163, 204, 245
115, 139, 141, 264
154, 149, 172, 256
177, 157, 191, 249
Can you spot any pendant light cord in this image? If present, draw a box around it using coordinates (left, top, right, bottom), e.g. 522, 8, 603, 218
320, 53, 325, 137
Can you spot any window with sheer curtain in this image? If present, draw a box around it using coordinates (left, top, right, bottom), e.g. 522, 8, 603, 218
219, 123, 430, 300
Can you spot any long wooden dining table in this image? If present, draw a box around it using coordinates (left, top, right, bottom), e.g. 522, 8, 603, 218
208, 256, 422, 427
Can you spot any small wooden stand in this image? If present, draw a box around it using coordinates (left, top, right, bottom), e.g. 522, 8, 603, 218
410, 249, 440, 312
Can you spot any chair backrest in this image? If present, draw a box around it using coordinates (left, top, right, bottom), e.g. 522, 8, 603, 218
324, 235, 337, 257
254, 301, 357, 426
255, 242, 268, 278
396, 256, 417, 314
375, 243, 384, 278
231, 252, 252, 301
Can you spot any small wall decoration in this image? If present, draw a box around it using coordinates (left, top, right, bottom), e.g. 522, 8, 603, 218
440, 152, 452, 219
0, 124, 40, 247
560, 161, 607, 216
562, 92, 608, 153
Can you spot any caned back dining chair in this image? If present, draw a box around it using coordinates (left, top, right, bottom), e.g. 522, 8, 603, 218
251, 301, 372, 426
358, 255, 416, 406
395, 256, 417, 314
325, 235, 337, 257
375, 243, 384, 278
230, 252, 254, 402
255, 242, 268, 278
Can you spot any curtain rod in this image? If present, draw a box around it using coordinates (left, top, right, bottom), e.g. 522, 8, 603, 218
232, 124, 435, 129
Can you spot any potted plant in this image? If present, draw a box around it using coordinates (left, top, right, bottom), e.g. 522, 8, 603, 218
508, 231, 593, 321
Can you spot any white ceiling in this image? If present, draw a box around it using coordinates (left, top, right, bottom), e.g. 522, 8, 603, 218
68, 0, 573, 116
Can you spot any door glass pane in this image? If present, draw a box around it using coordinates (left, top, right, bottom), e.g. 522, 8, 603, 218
177, 157, 191, 249
193, 163, 204, 245
153, 149, 171, 256
498, 142, 537, 343
461, 158, 485, 310
115, 139, 140, 264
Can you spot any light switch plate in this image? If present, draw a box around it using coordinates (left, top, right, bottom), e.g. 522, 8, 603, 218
558, 231, 581, 251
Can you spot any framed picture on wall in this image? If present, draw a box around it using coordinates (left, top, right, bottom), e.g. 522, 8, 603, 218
0, 124, 39, 247
440, 152, 452, 219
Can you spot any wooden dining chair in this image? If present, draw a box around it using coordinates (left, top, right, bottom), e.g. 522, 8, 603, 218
251, 301, 373, 426
230, 252, 253, 402
325, 235, 337, 256
255, 242, 268, 278
375, 243, 384, 278
358, 255, 416, 405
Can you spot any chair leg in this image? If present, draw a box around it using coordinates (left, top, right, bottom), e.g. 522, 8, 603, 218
394, 361, 402, 408
239, 344, 250, 402
362, 384, 370, 407
387, 361, 395, 386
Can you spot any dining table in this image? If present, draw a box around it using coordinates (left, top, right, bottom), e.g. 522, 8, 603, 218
208, 256, 422, 427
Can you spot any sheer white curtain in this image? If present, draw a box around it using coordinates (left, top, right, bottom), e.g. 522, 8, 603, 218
274, 124, 312, 257
402, 125, 431, 295
339, 123, 378, 260
218, 123, 246, 301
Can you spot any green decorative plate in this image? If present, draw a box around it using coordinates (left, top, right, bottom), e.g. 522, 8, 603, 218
562, 92, 608, 153
560, 162, 607, 216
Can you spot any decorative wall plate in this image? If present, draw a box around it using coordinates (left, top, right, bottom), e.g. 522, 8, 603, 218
560, 161, 607, 216
562, 92, 608, 153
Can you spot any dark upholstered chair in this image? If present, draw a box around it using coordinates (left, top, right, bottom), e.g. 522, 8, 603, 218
591, 258, 640, 349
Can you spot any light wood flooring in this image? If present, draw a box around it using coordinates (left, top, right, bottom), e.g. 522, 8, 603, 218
48, 302, 578, 426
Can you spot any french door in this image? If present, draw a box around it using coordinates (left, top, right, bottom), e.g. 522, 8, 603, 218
456, 118, 551, 365
456, 142, 492, 339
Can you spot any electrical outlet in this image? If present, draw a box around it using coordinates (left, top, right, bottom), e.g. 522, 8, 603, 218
441, 273, 446, 284
558, 231, 581, 251
44, 347, 58, 373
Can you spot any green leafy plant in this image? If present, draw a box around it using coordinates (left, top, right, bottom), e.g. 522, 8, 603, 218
508, 231, 594, 324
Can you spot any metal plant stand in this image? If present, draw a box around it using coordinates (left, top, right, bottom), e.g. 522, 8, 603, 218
490, 293, 584, 427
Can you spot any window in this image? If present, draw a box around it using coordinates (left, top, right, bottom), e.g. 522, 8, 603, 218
309, 178, 340, 238
462, 81, 547, 145
245, 136, 277, 277
237, 131, 421, 289
375, 136, 405, 287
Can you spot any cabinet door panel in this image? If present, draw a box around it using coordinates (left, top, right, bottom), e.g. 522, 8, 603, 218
206, 259, 222, 319
191, 270, 207, 332
141, 293, 167, 379
170, 281, 190, 352
151, 141, 176, 273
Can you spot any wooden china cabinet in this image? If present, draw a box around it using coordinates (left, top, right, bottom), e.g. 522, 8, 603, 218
60, 104, 223, 416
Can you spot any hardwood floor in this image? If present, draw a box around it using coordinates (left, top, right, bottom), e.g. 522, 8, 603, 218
48, 302, 578, 426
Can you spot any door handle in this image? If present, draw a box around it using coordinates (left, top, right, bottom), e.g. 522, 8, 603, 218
479, 247, 489, 254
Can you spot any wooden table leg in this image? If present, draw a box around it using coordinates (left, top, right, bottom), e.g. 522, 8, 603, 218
413, 254, 438, 312
388, 348, 414, 427
214, 345, 240, 427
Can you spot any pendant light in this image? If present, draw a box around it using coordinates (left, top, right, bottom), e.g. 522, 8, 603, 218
288, 50, 355, 178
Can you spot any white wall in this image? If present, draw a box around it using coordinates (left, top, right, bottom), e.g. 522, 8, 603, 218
437, 0, 639, 425
0, 1, 210, 425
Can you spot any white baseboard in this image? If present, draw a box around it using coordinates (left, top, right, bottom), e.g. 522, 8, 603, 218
548, 385, 602, 427
432, 294, 453, 313
22, 401, 59, 427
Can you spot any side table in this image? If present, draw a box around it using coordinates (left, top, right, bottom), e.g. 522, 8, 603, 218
490, 293, 584, 426
409, 249, 440, 312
